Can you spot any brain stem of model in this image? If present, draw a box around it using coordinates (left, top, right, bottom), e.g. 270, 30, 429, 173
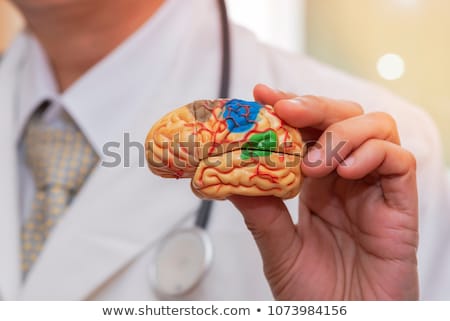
145, 99, 303, 199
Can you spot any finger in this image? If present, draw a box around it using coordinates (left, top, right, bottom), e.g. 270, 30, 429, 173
337, 139, 417, 213
228, 195, 302, 271
253, 84, 363, 141
302, 112, 401, 177
253, 84, 324, 141
253, 83, 297, 105
274, 95, 364, 131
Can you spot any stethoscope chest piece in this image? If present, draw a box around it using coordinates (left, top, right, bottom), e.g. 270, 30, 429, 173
150, 227, 213, 297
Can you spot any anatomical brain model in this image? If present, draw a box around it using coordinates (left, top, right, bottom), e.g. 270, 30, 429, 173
145, 99, 303, 199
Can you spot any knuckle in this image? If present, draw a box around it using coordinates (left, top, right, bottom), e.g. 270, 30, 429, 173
370, 111, 398, 128
405, 150, 417, 170
368, 112, 400, 142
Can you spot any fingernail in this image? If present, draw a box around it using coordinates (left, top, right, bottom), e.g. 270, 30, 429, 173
287, 98, 300, 103
297, 96, 314, 106
305, 147, 322, 166
285, 98, 306, 109
343, 156, 355, 167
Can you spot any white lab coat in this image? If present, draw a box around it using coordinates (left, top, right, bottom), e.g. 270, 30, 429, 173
1, 0, 449, 300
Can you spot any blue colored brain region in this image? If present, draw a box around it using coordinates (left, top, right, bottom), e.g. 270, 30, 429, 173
222, 99, 262, 133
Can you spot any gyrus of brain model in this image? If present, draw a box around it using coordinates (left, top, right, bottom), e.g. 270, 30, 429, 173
145, 99, 303, 199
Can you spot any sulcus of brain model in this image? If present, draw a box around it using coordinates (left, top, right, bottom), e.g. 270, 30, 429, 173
145, 99, 303, 199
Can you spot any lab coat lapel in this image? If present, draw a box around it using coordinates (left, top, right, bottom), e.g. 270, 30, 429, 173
0, 35, 27, 300
19, 150, 197, 300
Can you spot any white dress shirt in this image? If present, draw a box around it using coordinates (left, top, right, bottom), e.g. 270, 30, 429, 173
16, 0, 184, 222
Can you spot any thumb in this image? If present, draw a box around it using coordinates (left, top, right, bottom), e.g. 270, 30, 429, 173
253, 83, 297, 105
228, 195, 302, 274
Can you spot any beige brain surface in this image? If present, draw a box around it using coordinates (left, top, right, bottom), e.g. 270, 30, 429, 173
145, 99, 303, 199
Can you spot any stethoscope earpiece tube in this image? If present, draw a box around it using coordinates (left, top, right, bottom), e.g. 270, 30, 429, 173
217, 0, 231, 100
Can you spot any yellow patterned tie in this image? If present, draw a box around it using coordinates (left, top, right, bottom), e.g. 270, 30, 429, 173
21, 107, 99, 278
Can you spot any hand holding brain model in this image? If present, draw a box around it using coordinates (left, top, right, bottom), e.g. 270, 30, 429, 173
145, 99, 303, 199
145, 84, 419, 300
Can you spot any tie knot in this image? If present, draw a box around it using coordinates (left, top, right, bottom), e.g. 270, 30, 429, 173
24, 111, 98, 192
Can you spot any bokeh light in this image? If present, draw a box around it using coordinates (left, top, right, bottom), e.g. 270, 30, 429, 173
377, 54, 405, 80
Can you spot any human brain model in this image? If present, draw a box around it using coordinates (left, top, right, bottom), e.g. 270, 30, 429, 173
145, 99, 303, 199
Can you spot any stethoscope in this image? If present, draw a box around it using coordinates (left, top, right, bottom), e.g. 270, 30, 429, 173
150, 0, 231, 298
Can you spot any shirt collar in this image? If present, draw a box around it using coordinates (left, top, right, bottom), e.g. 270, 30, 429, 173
16, 34, 59, 141
16, 0, 188, 156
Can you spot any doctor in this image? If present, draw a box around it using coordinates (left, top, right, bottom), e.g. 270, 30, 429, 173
0, 0, 449, 300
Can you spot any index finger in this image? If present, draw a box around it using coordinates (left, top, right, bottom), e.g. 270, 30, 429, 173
274, 96, 364, 131
253, 84, 364, 131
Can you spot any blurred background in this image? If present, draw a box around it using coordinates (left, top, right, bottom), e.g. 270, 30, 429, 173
1, 0, 449, 162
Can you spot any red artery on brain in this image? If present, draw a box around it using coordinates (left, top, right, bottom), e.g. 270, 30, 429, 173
146, 99, 303, 200
196, 100, 293, 157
